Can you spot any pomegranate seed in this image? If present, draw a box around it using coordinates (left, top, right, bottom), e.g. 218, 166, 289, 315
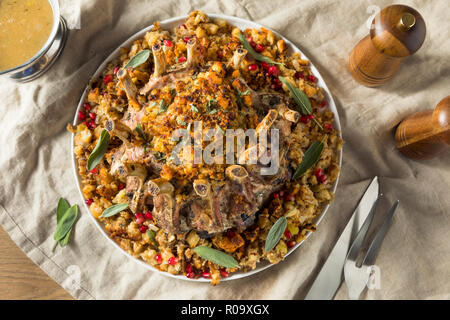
307, 115, 315, 120
271, 78, 282, 90
227, 229, 235, 238
202, 271, 211, 279
324, 123, 333, 131
163, 39, 173, 47
185, 263, 193, 273
85, 199, 93, 206
284, 230, 292, 239
272, 192, 279, 199
155, 254, 162, 263
248, 64, 258, 71
89, 112, 96, 120
246, 37, 256, 48
135, 213, 145, 224
113, 66, 120, 75
261, 62, 270, 70
315, 168, 323, 178
268, 66, 279, 77
284, 193, 295, 202
103, 74, 113, 84
118, 183, 125, 190
294, 71, 304, 79
318, 174, 328, 184
307, 75, 317, 83
278, 190, 285, 197
82, 121, 88, 127
139, 225, 148, 233
300, 115, 310, 123
144, 212, 153, 220
78, 111, 85, 120
178, 56, 187, 63
186, 271, 196, 279
271, 82, 282, 90
220, 269, 229, 278
83, 103, 91, 111
320, 100, 328, 108
168, 257, 178, 265
183, 37, 190, 43
89, 120, 97, 129
255, 44, 265, 53
89, 167, 98, 174
287, 240, 296, 248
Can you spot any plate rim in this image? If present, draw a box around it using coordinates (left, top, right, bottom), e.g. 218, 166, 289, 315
71, 13, 343, 283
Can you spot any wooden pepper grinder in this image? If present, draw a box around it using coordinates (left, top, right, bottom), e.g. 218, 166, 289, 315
348, 4, 426, 87
395, 96, 450, 160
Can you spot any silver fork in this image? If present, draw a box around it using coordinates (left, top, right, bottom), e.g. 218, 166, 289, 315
343, 196, 400, 300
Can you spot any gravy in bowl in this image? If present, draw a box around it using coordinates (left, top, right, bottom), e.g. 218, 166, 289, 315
0, 0, 53, 71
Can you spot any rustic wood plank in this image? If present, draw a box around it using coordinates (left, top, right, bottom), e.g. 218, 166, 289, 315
0, 227, 73, 300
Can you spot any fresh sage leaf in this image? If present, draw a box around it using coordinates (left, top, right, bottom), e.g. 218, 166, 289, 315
265, 216, 287, 252
59, 230, 72, 247
54, 205, 78, 242
292, 140, 325, 180
56, 198, 70, 223
238, 32, 284, 66
100, 203, 129, 218
279, 76, 323, 130
56, 198, 72, 247
194, 246, 240, 269
123, 49, 150, 69
87, 129, 110, 171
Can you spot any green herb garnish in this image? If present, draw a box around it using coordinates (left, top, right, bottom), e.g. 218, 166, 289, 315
123, 49, 150, 69
87, 129, 110, 171
292, 138, 326, 180
278, 76, 323, 130
135, 123, 147, 141
205, 99, 217, 112
54, 198, 74, 248
193, 246, 240, 268
238, 32, 284, 66
100, 203, 129, 218
158, 99, 169, 114
190, 104, 199, 113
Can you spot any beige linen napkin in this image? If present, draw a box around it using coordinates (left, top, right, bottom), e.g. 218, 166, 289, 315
0, 0, 449, 300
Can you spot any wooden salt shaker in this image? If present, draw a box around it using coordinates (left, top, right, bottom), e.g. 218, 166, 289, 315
395, 96, 450, 160
348, 4, 426, 87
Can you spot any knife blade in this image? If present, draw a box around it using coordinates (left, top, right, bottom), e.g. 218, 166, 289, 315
304, 176, 379, 300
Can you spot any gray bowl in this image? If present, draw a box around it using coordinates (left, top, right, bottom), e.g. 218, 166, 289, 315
0, 0, 68, 82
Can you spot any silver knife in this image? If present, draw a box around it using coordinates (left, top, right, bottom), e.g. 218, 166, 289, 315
304, 176, 379, 300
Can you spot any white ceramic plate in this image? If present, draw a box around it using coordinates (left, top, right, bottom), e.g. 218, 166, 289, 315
71, 14, 342, 282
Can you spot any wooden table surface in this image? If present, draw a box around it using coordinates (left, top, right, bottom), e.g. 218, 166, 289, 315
0, 227, 72, 300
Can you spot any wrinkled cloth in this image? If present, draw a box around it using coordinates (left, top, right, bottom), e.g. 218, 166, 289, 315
0, 0, 449, 300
